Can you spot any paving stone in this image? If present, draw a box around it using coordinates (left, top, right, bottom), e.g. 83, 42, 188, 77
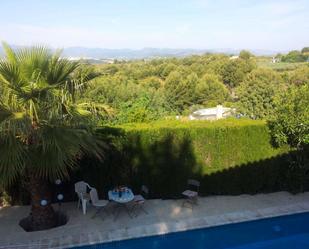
1, 191, 308, 248
48, 237, 60, 249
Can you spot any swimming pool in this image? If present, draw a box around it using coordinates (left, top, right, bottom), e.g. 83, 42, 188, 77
73, 212, 309, 249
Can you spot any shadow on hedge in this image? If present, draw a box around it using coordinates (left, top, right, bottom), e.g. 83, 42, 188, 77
73, 128, 308, 200
4, 128, 308, 205
73, 131, 202, 199
200, 151, 309, 196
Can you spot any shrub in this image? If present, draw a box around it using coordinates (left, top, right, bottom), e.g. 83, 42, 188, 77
269, 84, 309, 192
281, 50, 308, 63
78, 119, 296, 199
236, 68, 283, 119
5, 119, 304, 204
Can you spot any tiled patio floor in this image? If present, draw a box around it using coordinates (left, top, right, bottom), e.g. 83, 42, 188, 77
0, 191, 309, 249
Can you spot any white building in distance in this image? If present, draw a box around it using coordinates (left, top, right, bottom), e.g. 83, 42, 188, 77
189, 105, 234, 121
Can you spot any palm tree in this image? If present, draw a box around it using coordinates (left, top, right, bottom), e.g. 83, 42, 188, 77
0, 43, 103, 230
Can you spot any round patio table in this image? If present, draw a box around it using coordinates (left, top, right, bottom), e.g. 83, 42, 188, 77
108, 187, 134, 220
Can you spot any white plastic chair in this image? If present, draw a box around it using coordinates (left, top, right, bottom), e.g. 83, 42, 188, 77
132, 185, 149, 216
74, 181, 93, 215
182, 179, 200, 208
89, 188, 109, 219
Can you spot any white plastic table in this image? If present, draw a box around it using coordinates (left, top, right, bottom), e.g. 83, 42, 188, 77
108, 187, 134, 220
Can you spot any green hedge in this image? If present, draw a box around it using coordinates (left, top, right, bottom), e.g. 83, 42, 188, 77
4, 119, 306, 205
76, 119, 303, 199
119, 119, 287, 174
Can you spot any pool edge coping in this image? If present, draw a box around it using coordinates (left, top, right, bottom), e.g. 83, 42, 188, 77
62, 202, 309, 249
2, 201, 309, 249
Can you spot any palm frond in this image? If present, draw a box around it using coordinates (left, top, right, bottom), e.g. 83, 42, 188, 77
0, 60, 23, 89
66, 65, 101, 101
0, 43, 103, 185
0, 104, 27, 123
1, 42, 17, 64
0, 134, 27, 186
30, 126, 104, 180
47, 58, 79, 86
76, 102, 114, 116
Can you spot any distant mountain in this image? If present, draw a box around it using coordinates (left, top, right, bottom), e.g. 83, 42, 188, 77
0, 45, 284, 60
61, 47, 211, 59
61, 47, 283, 59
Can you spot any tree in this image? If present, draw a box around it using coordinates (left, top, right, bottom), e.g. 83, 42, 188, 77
0, 43, 103, 230
85, 74, 143, 105
236, 68, 283, 119
195, 74, 229, 107
269, 85, 309, 191
160, 63, 177, 78
140, 76, 164, 89
281, 50, 308, 63
115, 93, 167, 124
239, 50, 253, 60
301, 47, 309, 54
288, 66, 309, 86
163, 71, 196, 112
220, 58, 256, 88
101, 64, 119, 75
270, 85, 309, 148
275, 53, 283, 60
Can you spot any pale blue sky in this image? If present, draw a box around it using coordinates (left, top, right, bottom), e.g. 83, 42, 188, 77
0, 0, 308, 50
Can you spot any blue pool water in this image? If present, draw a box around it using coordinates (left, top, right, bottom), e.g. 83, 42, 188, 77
74, 212, 309, 249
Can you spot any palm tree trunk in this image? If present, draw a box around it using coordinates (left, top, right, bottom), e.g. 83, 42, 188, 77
27, 174, 57, 230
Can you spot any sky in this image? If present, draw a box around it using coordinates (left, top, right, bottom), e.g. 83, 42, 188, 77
0, 0, 308, 51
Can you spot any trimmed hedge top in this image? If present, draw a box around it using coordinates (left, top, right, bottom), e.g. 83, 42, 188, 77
116, 118, 267, 130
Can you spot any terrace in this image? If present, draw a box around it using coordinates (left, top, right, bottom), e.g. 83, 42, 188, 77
0, 28, 308, 249
1, 191, 309, 249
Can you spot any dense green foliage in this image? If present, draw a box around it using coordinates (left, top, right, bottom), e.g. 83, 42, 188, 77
220, 57, 256, 88
84, 54, 256, 123
269, 85, 309, 192
117, 119, 287, 173
1, 45, 309, 205
0, 44, 102, 185
239, 50, 254, 60
81, 50, 308, 124
301, 47, 309, 54
236, 68, 284, 119
281, 50, 309, 63
288, 66, 309, 86
5, 119, 308, 204
71, 119, 299, 199
270, 85, 309, 149
0, 43, 104, 228
195, 73, 229, 107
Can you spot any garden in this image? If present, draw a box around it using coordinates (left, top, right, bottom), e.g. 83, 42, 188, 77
0, 43, 308, 232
